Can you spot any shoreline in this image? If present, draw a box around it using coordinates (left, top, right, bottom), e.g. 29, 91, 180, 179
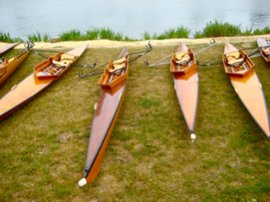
1, 34, 270, 50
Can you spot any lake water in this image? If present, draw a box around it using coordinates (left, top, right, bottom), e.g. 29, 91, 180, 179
0, 0, 270, 39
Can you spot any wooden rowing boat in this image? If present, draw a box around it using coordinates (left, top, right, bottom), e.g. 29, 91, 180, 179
257, 38, 270, 63
78, 47, 129, 186
0, 44, 87, 121
170, 43, 198, 140
223, 43, 270, 140
0, 42, 19, 56
0, 43, 33, 86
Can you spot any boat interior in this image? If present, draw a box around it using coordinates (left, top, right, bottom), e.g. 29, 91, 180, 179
223, 50, 254, 76
262, 47, 270, 56
35, 53, 76, 79
171, 49, 196, 74
98, 56, 128, 88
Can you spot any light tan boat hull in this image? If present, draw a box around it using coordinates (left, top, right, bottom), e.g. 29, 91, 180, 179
171, 43, 199, 135
224, 43, 270, 140
173, 71, 198, 134
230, 72, 270, 139
0, 51, 30, 86
0, 45, 87, 120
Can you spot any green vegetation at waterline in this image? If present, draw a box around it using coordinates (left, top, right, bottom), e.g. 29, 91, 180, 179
194, 21, 242, 38
27, 32, 51, 42
194, 20, 270, 38
143, 26, 190, 40
0, 42, 270, 201
59, 28, 134, 41
1, 21, 270, 43
0, 32, 23, 43
252, 27, 270, 35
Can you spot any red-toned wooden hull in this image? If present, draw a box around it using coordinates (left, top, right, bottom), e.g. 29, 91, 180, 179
79, 48, 128, 186
84, 82, 126, 183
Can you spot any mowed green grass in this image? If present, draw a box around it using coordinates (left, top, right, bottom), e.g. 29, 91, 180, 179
0, 42, 269, 201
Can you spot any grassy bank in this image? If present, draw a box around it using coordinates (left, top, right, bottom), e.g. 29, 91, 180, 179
1, 21, 270, 43
0, 42, 269, 201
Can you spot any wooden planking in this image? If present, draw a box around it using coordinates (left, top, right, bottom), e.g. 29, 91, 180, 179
0, 44, 87, 120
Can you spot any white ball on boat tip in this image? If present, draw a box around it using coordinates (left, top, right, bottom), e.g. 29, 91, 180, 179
190, 133, 196, 141
78, 178, 87, 187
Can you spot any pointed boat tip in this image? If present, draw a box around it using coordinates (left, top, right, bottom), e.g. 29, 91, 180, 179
190, 133, 196, 142
78, 178, 87, 187
84, 43, 89, 48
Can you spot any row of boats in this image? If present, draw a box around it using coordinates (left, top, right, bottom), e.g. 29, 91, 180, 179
0, 38, 269, 187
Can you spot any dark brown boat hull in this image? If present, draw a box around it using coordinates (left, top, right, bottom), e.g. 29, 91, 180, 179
84, 82, 126, 183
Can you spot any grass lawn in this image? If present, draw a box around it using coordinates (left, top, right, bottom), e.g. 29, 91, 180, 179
0, 41, 269, 201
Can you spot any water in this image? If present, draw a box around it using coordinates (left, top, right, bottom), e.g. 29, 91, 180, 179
0, 0, 270, 39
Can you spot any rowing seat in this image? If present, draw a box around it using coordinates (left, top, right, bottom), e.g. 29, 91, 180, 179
226, 51, 244, 66
262, 47, 270, 56
61, 54, 75, 61
52, 60, 68, 68
174, 51, 190, 65
108, 57, 127, 73
36, 71, 51, 77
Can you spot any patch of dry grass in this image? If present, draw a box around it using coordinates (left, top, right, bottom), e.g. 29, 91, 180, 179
0, 42, 269, 201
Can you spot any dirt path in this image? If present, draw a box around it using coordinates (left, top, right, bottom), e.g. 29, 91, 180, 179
1, 34, 270, 50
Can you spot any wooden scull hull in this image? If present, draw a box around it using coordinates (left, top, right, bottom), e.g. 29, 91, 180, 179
0, 45, 87, 121
79, 48, 128, 186
223, 43, 270, 140
171, 43, 199, 139
0, 49, 31, 86
257, 38, 270, 63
